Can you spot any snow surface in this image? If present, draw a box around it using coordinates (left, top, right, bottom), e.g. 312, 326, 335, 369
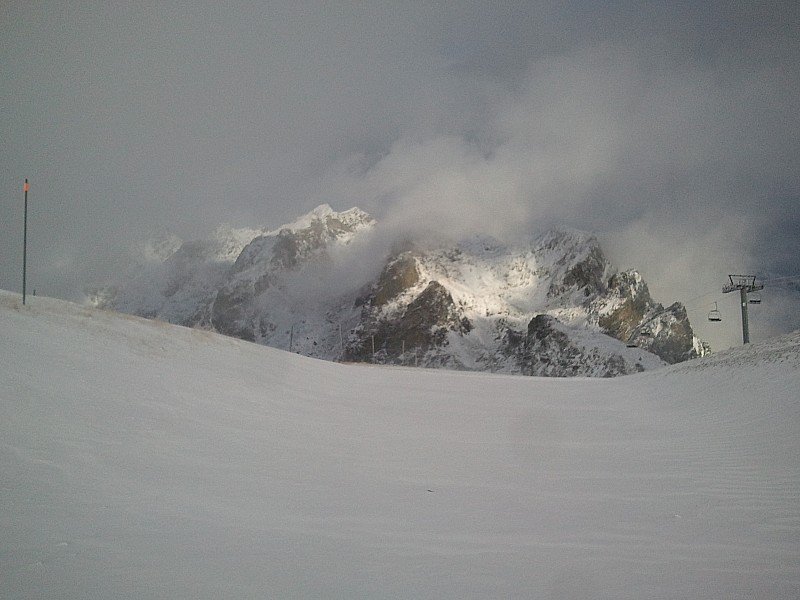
2, 290, 799, 599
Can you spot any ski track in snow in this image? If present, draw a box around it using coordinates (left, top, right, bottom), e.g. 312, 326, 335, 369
1, 291, 799, 599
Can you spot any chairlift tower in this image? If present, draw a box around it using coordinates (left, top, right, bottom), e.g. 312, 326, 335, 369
722, 275, 764, 344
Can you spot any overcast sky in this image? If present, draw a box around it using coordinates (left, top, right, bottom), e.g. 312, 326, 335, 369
2, 1, 798, 350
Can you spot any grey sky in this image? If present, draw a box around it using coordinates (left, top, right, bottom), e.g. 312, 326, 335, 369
2, 1, 798, 350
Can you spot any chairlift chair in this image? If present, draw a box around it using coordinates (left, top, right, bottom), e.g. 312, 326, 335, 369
708, 302, 722, 322
625, 331, 639, 347
748, 292, 761, 304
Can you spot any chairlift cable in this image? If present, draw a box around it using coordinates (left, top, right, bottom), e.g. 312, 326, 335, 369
759, 274, 800, 285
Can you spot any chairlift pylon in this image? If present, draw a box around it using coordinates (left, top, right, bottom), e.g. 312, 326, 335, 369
708, 302, 722, 322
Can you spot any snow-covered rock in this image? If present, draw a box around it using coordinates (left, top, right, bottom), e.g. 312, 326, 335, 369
89, 207, 706, 376
348, 227, 703, 375
209, 205, 374, 342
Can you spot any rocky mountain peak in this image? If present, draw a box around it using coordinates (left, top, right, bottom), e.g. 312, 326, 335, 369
276, 204, 374, 236
88, 205, 707, 376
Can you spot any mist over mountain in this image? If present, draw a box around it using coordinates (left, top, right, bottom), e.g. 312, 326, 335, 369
88, 205, 708, 377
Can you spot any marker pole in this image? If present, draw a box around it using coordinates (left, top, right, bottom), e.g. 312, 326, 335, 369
23, 179, 28, 305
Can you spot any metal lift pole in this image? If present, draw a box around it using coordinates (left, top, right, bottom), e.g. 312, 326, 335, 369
23, 179, 28, 305
723, 275, 763, 345
739, 286, 749, 344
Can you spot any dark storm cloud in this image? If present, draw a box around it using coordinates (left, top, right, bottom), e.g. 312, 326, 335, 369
1, 1, 798, 349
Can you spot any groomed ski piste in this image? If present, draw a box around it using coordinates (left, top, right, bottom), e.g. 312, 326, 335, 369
1, 290, 798, 599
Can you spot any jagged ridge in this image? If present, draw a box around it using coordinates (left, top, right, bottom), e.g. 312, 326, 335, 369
88, 206, 707, 376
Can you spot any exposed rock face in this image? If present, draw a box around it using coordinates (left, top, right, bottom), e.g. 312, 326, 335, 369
551, 245, 608, 298
89, 207, 706, 377
372, 254, 420, 308
526, 315, 635, 377
598, 271, 707, 363
498, 314, 653, 377
644, 303, 700, 364
346, 252, 471, 365
599, 271, 653, 342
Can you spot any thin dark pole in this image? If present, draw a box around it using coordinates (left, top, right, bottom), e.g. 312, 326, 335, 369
23, 179, 28, 305
739, 286, 750, 344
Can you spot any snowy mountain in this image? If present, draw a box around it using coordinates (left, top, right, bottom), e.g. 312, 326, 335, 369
88, 205, 707, 376
347, 227, 706, 375
2, 290, 798, 599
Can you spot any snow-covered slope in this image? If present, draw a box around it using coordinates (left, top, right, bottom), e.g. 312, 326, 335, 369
2, 290, 798, 599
